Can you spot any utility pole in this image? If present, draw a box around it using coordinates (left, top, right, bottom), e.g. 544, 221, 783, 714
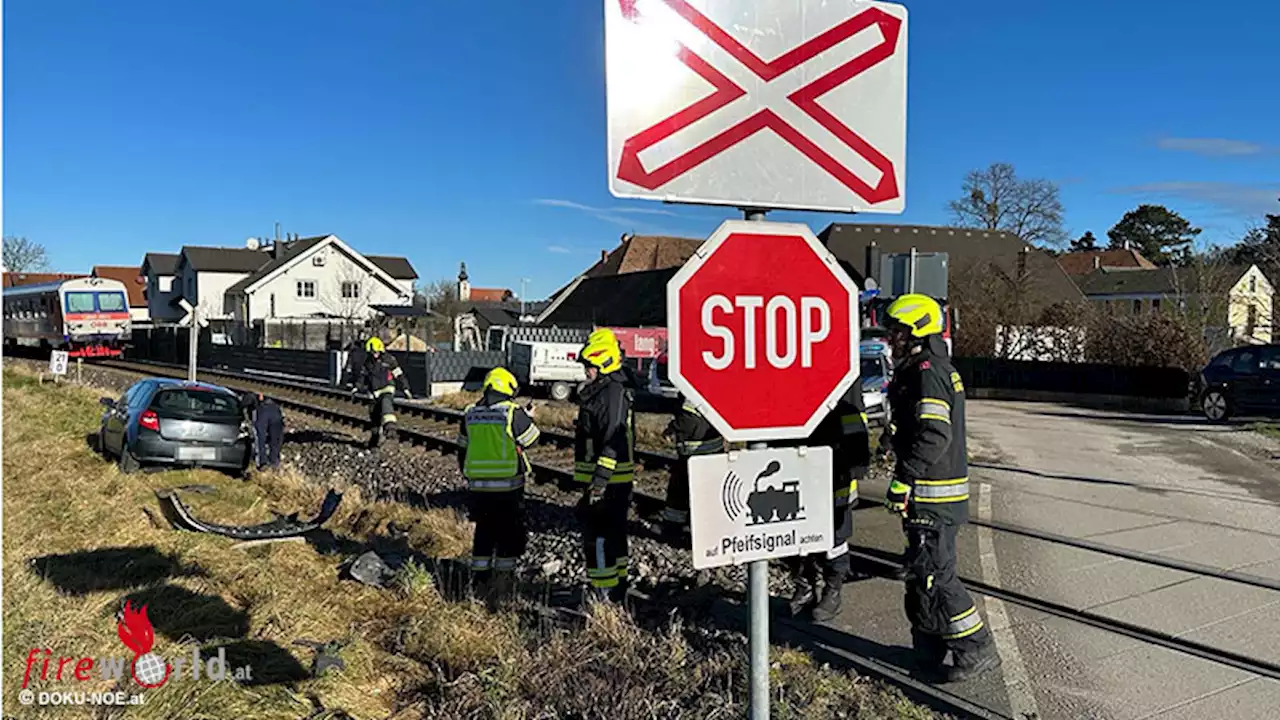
520, 277, 531, 319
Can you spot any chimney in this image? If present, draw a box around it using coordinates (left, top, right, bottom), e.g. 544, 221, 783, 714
1093, 256, 1101, 270
601, 250, 609, 263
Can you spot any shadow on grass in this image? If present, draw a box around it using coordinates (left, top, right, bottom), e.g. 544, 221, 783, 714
119, 584, 250, 642
30, 546, 208, 596
204, 639, 309, 686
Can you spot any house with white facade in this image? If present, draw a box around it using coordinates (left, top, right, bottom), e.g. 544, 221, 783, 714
139, 234, 417, 343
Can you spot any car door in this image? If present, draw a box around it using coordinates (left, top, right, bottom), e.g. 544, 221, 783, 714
1229, 349, 1266, 413
1257, 347, 1280, 417
103, 382, 137, 452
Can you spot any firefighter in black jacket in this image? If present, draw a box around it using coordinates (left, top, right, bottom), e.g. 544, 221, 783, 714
780, 383, 870, 621
883, 294, 1000, 683
572, 329, 637, 603
350, 337, 412, 448
661, 395, 723, 544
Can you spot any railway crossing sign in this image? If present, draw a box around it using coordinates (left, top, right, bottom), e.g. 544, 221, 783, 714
604, 0, 908, 213
49, 350, 70, 376
667, 220, 860, 442
688, 446, 833, 570
177, 299, 209, 328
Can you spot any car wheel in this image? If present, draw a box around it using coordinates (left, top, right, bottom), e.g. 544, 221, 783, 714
118, 444, 142, 474
1202, 390, 1230, 422
550, 382, 572, 403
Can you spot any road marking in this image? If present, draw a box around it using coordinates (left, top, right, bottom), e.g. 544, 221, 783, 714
977, 481, 1041, 720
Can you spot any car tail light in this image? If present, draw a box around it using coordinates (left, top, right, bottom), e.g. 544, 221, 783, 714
139, 410, 160, 432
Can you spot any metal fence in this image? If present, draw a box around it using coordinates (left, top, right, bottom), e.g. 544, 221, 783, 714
953, 356, 1191, 399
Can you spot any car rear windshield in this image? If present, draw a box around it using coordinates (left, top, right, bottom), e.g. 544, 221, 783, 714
151, 389, 241, 420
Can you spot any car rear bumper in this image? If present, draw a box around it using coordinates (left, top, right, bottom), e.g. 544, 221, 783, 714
133, 435, 249, 470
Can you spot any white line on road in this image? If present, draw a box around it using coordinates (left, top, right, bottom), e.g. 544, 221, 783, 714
977, 481, 1041, 720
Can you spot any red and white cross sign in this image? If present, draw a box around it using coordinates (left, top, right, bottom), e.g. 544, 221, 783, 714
667, 220, 861, 442
605, 0, 907, 214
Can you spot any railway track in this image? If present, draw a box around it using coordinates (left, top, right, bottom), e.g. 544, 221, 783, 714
43, 356, 1280, 716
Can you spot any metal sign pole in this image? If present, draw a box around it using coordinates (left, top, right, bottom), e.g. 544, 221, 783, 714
742, 206, 769, 720
188, 305, 199, 382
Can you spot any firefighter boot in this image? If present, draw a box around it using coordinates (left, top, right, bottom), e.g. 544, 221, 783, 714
811, 554, 849, 623
787, 558, 816, 617
944, 640, 1002, 684
911, 630, 949, 679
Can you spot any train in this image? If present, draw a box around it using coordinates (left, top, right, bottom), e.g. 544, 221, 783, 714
3, 276, 132, 358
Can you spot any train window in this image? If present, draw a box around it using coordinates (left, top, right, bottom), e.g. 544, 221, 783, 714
97, 292, 126, 312
65, 292, 96, 313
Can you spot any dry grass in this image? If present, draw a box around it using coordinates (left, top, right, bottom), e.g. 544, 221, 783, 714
1251, 422, 1280, 441
2, 366, 940, 719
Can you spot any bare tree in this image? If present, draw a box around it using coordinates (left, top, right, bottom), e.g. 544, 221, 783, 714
322, 262, 377, 320
948, 163, 1067, 248
420, 277, 465, 345
948, 252, 1081, 361
3, 236, 51, 272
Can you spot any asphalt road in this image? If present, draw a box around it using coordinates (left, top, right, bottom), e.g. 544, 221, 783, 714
829, 400, 1280, 720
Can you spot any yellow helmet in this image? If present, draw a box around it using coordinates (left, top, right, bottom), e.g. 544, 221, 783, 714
885, 294, 944, 338
365, 337, 385, 353
483, 367, 519, 396
580, 330, 622, 374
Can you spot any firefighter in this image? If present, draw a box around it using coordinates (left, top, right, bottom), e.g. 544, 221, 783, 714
572, 328, 636, 603
782, 384, 870, 621
350, 337, 412, 448
661, 395, 723, 545
457, 367, 540, 600
883, 293, 1000, 683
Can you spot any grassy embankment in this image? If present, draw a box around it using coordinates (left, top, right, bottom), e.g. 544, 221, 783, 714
2, 366, 939, 719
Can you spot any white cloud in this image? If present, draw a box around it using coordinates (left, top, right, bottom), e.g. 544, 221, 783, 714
546, 245, 573, 254
1113, 181, 1280, 217
1155, 137, 1270, 157
533, 198, 679, 217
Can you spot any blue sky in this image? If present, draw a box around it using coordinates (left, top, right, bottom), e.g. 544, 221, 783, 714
5, 0, 1278, 298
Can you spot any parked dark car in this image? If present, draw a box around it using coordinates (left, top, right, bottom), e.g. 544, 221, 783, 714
1196, 345, 1280, 421
98, 378, 251, 474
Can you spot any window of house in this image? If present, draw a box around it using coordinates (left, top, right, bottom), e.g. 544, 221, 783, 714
1246, 305, 1258, 336
1249, 276, 1257, 293
341, 281, 361, 299
160, 277, 173, 293
296, 280, 317, 299
1132, 299, 1142, 314
1151, 298, 1161, 312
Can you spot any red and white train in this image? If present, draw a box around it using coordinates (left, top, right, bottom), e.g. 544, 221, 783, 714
3, 277, 132, 357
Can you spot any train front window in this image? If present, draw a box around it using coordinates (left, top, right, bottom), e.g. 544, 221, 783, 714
97, 292, 126, 312
65, 292, 96, 313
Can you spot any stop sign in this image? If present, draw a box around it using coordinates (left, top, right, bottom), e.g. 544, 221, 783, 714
667, 220, 860, 442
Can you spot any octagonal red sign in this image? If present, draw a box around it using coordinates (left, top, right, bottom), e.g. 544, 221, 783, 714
667, 220, 860, 442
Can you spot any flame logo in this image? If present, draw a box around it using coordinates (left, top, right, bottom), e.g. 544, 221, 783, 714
117, 601, 171, 689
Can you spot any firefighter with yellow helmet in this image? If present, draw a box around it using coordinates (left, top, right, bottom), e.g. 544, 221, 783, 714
457, 366, 540, 599
573, 328, 637, 602
350, 336, 412, 448
883, 294, 1000, 683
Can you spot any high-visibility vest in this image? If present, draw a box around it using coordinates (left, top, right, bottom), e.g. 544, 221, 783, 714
462, 402, 522, 484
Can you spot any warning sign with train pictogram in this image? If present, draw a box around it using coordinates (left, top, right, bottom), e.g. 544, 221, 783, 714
689, 446, 832, 570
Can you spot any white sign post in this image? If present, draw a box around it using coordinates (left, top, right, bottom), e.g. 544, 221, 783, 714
49, 350, 70, 380
689, 446, 834, 570
177, 299, 208, 383
605, 0, 909, 214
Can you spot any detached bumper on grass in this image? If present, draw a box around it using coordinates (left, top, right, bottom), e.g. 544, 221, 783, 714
155, 487, 344, 540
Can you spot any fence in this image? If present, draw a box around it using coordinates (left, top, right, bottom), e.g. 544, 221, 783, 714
259, 318, 365, 351
954, 356, 1191, 399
